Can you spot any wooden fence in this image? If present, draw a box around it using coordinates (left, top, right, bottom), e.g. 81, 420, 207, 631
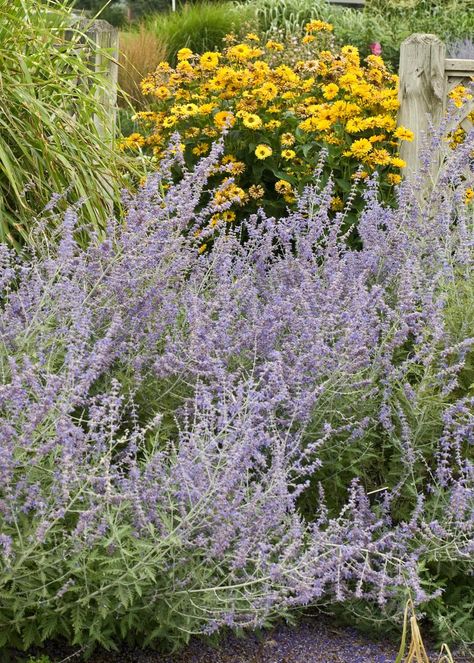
67, 16, 119, 139
398, 33, 474, 176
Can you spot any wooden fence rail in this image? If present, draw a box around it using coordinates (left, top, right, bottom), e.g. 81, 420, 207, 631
398, 33, 474, 176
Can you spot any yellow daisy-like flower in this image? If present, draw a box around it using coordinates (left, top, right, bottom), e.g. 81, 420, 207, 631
387, 173, 402, 185
119, 132, 144, 150
275, 179, 292, 194
176, 60, 194, 74
222, 210, 237, 222
255, 144, 273, 159
199, 51, 220, 70
349, 138, 373, 159
390, 157, 407, 169
214, 110, 236, 129
266, 40, 285, 51
302, 35, 315, 44
177, 47, 193, 61
394, 126, 415, 142
245, 33, 260, 41
330, 196, 344, 211
192, 142, 210, 156
280, 132, 295, 147
281, 149, 296, 160
305, 20, 333, 33
154, 86, 171, 100
249, 184, 265, 199
322, 83, 339, 100
162, 115, 177, 128
464, 188, 474, 204
199, 102, 217, 115
242, 113, 263, 129
227, 43, 252, 61
265, 120, 282, 130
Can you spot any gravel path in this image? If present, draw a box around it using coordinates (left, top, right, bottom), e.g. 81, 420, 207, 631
24, 618, 473, 663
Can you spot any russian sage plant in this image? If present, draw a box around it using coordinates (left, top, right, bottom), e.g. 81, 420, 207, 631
0, 127, 473, 652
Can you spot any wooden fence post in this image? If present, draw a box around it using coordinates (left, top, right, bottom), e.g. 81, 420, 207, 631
398, 33, 447, 176
68, 17, 119, 141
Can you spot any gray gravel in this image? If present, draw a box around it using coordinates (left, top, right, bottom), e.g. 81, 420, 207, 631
19, 618, 474, 663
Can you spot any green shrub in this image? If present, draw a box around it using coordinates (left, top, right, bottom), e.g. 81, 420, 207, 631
0, 0, 134, 248
145, 1, 255, 65
244, 0, 474, 69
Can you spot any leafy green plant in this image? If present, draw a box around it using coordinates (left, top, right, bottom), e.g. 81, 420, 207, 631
144, 1, 255, 65
0, 0, 134, 248
243, 0, 474, 69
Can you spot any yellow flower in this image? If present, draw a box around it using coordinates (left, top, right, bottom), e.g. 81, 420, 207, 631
154, 86, 171, 100
119, 133, 144, 150
177, 48, 193, 61
281, 149, 296, 160
387, 173, 402, 185
330, 196, 344, 211
227, 43, 253, 61
255, 144, 273, 159
242, 113, 263, 129
249, 184, 265, 199
245, 33, 260, 41
266, 40, 285, 51
192, 142, 210, 156
265, 120, 282, 130
184, 127, 200, 138
176, 60, 194, 74
464, 188, 474, 204
351, 170, 369, 180
222, 210, 237, 222
214, 182, 247, 205
140, 78, 155, 95
390, 157, 407, 169
449, 85, 473, 108
225, 160, 246, 176
370, 149, 391, 166
199, 102, 218, 115
302, 35, 315, 44
214, 110, 236, 129
349, 138, 373, 159
198, 244, 207, 254
203, 126, 218, 138
394, 126, 415, 142
281, 133, 295, 147
182, 103, 200, 116
200, 52, 220, 70
322, 83, 339, 100
305, 20, 333, 32
162, 116, 177, 128
275, 179, 292, 194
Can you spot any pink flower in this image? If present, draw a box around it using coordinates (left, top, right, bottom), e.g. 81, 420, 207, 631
370, 42, 382, 56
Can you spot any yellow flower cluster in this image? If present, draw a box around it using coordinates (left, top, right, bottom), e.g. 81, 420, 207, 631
122, 27, 413, 237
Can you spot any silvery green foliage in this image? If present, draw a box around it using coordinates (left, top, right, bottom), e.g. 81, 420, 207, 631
0, 128, 473, 652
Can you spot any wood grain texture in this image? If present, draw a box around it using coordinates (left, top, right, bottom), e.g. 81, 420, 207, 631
398, 34, 447, 176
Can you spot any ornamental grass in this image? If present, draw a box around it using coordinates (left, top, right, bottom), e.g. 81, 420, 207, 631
0, 0, 135, 249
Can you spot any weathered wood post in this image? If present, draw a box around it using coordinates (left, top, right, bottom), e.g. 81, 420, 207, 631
68, 17, 119, 141
398, 34, 447, 177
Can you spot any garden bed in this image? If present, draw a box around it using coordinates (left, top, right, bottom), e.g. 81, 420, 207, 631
29, 619, 474, 663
